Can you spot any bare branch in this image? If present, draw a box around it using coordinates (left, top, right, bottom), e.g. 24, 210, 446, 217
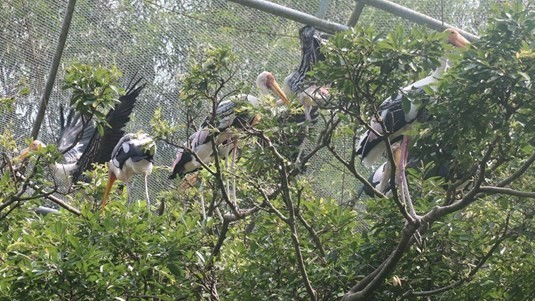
208, 218, 230, 264
342, 223, 418, 301
295, 189, 326, 259
478, 186, 535, 198
327, 143, 387, 199
15, 172, 81, 216
497, 151, 535, 187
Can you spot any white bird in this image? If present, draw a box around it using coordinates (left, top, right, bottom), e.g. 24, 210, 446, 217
169, 71, 289, 180
356, 28, 470, 167
17, 79, 144, 186
101, 132, 156, 211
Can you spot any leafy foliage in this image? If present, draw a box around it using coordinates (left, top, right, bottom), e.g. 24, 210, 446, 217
0, 205, 205, 301
61, 63, 124, 135
1, 3, 535, 301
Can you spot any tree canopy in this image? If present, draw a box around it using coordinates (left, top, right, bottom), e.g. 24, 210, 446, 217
1, 1, 535, 301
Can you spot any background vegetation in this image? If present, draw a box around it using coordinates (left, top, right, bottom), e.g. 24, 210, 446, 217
1, 1, 534, 300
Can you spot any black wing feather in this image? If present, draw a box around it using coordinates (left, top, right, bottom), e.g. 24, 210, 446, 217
71, 78, 144, 182
96, 78, 145, 164
57, 105, 96, 163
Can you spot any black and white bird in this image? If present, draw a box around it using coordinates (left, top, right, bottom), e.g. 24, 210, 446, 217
17, 106, 95, 184
101, 132, 156, 211
283, 25, 329, 123
358, 142, 402, 198
356, 28, 470, 168
169, 71, 289, 180
17, 79, 145, 186
277, 25, 329, 163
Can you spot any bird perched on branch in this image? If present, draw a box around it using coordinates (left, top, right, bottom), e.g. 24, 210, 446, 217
169, 71, 289, 180
358, 142, 402, 198
17, 78, 145, 186
101, 132, 156, 211
356, 28, 470, 168
278, 25, 329, 163
283, 25, 329, 123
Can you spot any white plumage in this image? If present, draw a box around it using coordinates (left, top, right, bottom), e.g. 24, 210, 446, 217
101, 132, 156, 211
169, 71, 289, 180
356, 28, 470, 167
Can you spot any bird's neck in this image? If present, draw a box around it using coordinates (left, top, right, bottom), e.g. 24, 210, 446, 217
431, 57, 450, 79
53, 162, 77, 184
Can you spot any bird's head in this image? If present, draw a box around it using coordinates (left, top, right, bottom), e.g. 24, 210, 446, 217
299, 25, 326, 66
256, 71, 290, 105
445, 28, 470, 48
16, 140, 46, 161
136, 133, 157, 156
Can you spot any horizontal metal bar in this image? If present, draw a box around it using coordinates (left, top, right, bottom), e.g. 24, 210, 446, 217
357, 0, 479, 41
228, 0, 349, 34
230, 0, 479, 42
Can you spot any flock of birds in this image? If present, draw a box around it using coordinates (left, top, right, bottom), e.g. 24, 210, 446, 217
16, 25, 471, 212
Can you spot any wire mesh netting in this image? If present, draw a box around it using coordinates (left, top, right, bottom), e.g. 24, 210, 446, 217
0, 0, 487, 205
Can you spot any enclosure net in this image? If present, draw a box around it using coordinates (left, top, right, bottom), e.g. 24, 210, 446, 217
0, 0, 486, 206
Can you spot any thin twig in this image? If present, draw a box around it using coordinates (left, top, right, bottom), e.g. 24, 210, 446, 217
404, 211, 514, 297
478, 186, 535, 198
497, 151, 535, 187
15, 172, 81, 216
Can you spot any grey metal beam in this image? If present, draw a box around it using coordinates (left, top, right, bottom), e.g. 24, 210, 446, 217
31, 0, 77, 140
357, 0, 479, 41
347, 1, 366, 27
228, 0, 349, 34
316, 0, 331, 18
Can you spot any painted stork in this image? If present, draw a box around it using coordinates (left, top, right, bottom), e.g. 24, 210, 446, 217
358, 142, 402, 198
17, 79, 145, 186
277, 25, 329, 163
356, 28, 470, 168
283, 25, 329, 123
101, 132, 156, 211
169, 71, 289, 180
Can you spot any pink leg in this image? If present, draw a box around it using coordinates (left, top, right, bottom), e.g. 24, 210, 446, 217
231, 140, 238, 206
398, 136, 416, 218
304, 104, 312, 122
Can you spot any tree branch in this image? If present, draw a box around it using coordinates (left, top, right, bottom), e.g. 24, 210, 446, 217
296, 209, 326, 258
478, 186, 535, 198
403, 211, 514, 297
15, 172, 81, 216
497, 151, 535, 187
342, 223, 418, 301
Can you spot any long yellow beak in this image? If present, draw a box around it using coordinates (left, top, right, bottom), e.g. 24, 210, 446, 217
452, 34, 470, 48
15, 147, 31, 162
446, 29, 470, 48
270, 80, 290, 106
101, 170, 116, 211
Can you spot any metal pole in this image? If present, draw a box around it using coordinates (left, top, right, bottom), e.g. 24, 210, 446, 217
229, 0, 478, 42
347, 1, 366, 27
228, 0, 349, 34
357, 0, 479, 41
316, 0, 331, 19
31, 0, 77, 140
